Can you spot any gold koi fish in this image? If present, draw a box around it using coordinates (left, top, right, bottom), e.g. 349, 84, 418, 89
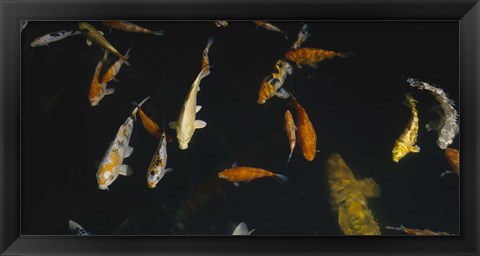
254, 20, 288, 39
284, 47, 348, 68
284, 110, 296, 163
218, 163, 288, 187
392, 95, 420, 163
101, 20, 164, 36
257, 60, 292, 104
290, 94, 317, 161
78, 22, 130, 66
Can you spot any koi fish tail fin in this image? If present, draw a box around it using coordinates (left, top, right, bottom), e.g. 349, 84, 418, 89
198, 66, 211, 80
440, 170, 453, 177
131, 96, 151, 120
287, 150, 293, 163
124, 48, 131, 59
385, 225, 405, 232
206, 35, 215, 49
275, 174, 289, 184
152, 30, 165, 36
282, 31, 289, 40
339, 51, 355, 58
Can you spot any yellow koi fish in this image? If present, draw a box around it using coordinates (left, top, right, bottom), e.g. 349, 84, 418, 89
101, 20, 164, 36
78, 22, 130, 66
284, 110, 296, 163
257, 60, 292, 104
392, 95, 420, 162
96, 96, 150, 190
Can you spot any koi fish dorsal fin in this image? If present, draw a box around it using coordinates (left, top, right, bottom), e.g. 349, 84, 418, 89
356, 178, 381, 198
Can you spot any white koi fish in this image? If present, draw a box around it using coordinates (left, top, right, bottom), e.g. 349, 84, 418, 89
232, 222, 255, 235
169, 66, 210, 149
30, 30, 81, 47
96, 96, 150, 190
147, 131, 173, 188
68, 220, 91, 235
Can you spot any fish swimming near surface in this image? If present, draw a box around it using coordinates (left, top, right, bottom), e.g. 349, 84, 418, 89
101, 20, 164, 36
201, 36, 214, 71
289, 94, 317, 161
254, 20, 289, 39
291, 24, 310, 50
257, 59, 292, 104
441, 148, 460, 177
30, 30, 81, 47
147, 131, 173, 188
68, 220, 91, 235
99, 48, 131, 84
169, 66, 210, 150
284, 47, 349, 68
392, 95, 420, 163
284, 110, 297, 163
385, 225, 453, 235
218, 163, 289, 187
214, 20, 229, 27
232, 222, 255, 235
96, 96, 150, 190
78, 22, 130, 66
327, 154, 381, 235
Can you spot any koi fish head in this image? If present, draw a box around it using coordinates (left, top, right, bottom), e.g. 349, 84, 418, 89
96, 166, 117, 190
257, 78, 274, 104
147, 169, 162, 189
392, 141, 407, 163
177, 130, 191, 150
217, 171, 228, 180
30, 37, 47, 47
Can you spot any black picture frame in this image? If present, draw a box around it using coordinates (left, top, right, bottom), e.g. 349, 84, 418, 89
1, 0, 479, 255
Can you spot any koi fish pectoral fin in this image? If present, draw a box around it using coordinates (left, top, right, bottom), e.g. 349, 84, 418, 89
164, 168, 174, 174
194, 120, 207, 129
411, 145, 420, 153
233, 182, 240, 187
124, 146, 134, 158
86, 39, 93, 46
426, 119, 441, 132
275, 88, 290, 99
275, 174, 289, 184
106, 88, 115, 95
357, 178, 381, 198
231, 162, 238, 168
196, 105, 202, 113
248, 229, 255, 235
168, 121, 177, 130
116, 165, 133, 176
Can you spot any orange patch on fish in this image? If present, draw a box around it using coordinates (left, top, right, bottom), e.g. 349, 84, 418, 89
285, 47, 347, 67
291, 95, 317, 161
137, 107, 162, 139
218, 167, 277, 183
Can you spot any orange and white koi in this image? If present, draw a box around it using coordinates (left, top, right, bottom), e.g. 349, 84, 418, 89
100, 48, 130, 84
291, 24, 310, 50
392, 95, 420, 163
284, 110, 296, 163
290, 94, 317, 161
147, 131, 173, 188
201, 36, 214, 71
214, 21, 228, 27
386, 225, 453, 235
218, 163, 288, 187
101, 20, 164, 36
88, 51, 110, 106
257, 59, 292, 104
96, 96, 150, 190
284, 47, 348, 68
254, 20, 288, 39
79, 22, 130, 66
441, 148, 460, 177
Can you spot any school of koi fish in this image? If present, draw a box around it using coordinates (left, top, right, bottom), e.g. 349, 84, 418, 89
26, 20, 460, 236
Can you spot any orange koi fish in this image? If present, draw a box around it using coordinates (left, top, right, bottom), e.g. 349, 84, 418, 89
290, 94, 317, 161
100, 48, 130, 84
284, 110, 296, 163
218, 163, 288, 187
257, 60, 292, 104
285, 47, 348, 68
254, 20, 288, 39
201, 36, 214, 71
135, 104, 161, 139
386, 225, 453, 235
441, 148, 460, 177
88, 51, 112, 106
101, 20, 164, 36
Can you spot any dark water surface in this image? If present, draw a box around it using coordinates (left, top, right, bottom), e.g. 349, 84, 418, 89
21, 21, 459, 235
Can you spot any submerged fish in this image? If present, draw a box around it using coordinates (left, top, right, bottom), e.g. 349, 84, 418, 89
214, 20, 229, 27
407, 78, 459, 149
101, 20, 164, 36
254, 20, 288, 39
291, 24, 310, 50
88, 51, 111, 106
232, 222, 255, 235
169, 66, 210, 149
30, 30, 81, 47
284, 110, 297, 163
327, 154, 381, 235
201, 36, 214, 71
68, 220, 91, 235
135, 104, 162, 139
392, 95, 420, 163
147, 131, 173, 188
386, 225, 453, 235
79, 22, 130, 66
96, 96, 150, 190
218, 163, 289, 187
290, 94, 317, 161
257, 60, 292, 104
100, 48, 130, 84
441, 148, 460, 177
285, 47, 348, 68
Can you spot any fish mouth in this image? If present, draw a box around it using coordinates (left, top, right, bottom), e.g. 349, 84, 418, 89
147, 182, 157, 189
179, 143, 188, 150
98, 184, 109, 190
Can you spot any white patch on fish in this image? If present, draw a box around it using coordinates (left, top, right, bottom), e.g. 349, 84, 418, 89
30, 30, 81, 47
